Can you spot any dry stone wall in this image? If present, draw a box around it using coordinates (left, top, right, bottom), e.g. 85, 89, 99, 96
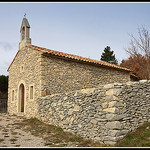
37, 80, 150, 145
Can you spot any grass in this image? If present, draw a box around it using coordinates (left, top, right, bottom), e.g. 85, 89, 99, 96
14, 117, 104, 147
11, 131, 18, 135
14, 117, 150, 147
115, 122, 150, 147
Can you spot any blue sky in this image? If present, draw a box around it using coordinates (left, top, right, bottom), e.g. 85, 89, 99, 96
1, 2, 150, 75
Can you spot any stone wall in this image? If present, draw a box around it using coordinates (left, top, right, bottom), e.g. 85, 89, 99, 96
8, 46, 42, 117
37, 80, 150, 145
40, 54, 130, 95
8, 46, 130, 117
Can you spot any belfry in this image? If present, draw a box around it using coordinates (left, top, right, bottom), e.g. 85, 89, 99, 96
19, 15, 31, 49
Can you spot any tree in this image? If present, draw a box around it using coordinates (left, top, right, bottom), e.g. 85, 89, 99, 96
125, 26, 150, 79
0, 75, 8, 92
120, 54, 148, 79
0, 75, 8, 98
100, 46, 118, 65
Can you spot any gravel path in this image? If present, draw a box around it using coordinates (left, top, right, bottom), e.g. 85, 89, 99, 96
0, 113, 46, 147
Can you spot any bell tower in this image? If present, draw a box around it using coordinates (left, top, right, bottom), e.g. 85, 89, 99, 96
19, 14, 31, 49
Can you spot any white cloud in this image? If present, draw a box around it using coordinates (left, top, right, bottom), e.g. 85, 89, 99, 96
0, 42, 17, 75
0, 42, 13, 52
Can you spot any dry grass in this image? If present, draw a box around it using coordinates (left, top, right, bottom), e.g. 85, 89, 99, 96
115, 122, 150, 147
14, 117, 105, 147
12, 116, 150, 147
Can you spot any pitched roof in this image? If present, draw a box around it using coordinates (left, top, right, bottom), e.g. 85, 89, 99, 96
7, 45, 131, 72
29, 45, 131, 72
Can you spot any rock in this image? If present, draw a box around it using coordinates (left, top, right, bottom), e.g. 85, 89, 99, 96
103, 107, 118, 113
106, 114, 119, 121
106, 89, 114, 96
108, 130, 120, 137
106, 121, 122, 129
104, 141, 116, 145
103, 83, 114, 89
139, 80, 148, 83
102, 102, 108, 108
73, 105, 80, 111
91, 119, 98, 124
78, 124, 82, 128
113, 89, 122, 96
108, 101, 117, 107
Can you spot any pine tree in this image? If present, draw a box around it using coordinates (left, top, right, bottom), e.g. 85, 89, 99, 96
100, 46, 118, 65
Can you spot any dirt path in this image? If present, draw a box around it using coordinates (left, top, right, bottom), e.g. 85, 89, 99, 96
0, 113, 46, 147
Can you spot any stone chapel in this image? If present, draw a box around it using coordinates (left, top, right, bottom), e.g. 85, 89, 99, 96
7, 17, 131, 117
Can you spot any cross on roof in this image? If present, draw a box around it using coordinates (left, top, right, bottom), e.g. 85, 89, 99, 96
24, 13, 26, 18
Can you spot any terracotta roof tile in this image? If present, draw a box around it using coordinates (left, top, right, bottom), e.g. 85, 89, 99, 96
7, 45, 131, 72
28, 45, 131, 72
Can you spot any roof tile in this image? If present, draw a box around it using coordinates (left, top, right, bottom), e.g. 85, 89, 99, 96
28, 45, 131, 72
7, 45, 131, 72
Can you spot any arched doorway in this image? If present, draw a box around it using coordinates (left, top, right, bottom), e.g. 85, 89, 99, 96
19, 83, 25, 112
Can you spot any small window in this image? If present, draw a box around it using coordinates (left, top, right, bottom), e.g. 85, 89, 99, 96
12, 90, 14, 101
30, 86, 34, 100
20, 65, 24, 72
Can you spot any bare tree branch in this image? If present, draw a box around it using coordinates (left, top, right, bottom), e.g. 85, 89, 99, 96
125, 26, 150, 79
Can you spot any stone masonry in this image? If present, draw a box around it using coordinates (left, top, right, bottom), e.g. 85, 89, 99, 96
40, 54, 130, 95
8, 17, 138, 145
37, 80, 150, 145
7, 45, 130, 117
8, 46, 42, 117
7, 17, 131, 117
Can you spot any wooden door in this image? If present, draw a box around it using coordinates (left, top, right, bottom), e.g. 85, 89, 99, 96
21, 85, 24, 112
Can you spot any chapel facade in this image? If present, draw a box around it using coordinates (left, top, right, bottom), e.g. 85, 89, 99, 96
7, 17, 131, 117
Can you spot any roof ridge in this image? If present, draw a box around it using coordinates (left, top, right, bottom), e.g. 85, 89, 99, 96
27, 45, 131, 72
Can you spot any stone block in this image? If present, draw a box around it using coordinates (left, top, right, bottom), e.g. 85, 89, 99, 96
108, 101, 117, 107
104, 83, 114, 89
106, 89, 114, 96
102, 102, 108, 108
105, 95, 114, 101
106, 121, 122, 129
73, 105, 80, 111
80, 88, 95, 94
104, 136, 118, 141
78, 124, 82, 128
106, 114, 119, 121
113, 89, 122, 96
40, 62, 48, 66
103, 107, 118, 113
108, 130, 123, 137
40, 90, 46, 96
91, 119, 98, 124
104, 141, 116, 145
139, 80, 148, 83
